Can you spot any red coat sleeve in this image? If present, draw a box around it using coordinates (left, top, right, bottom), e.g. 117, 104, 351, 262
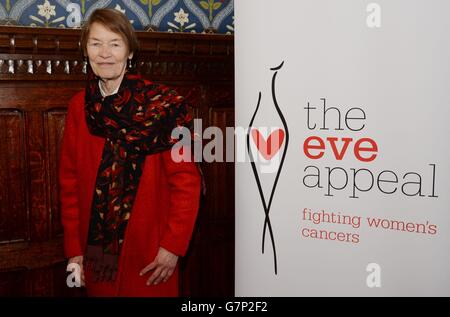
59, 94, 83, 258
159, 149, 201, 256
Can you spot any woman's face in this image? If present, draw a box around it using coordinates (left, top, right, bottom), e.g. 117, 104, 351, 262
86, 22, 133, 82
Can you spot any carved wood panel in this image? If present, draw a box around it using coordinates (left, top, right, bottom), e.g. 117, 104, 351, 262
46, 109, 67, 238
180, 105, 235, 296
0, 109, 27, 243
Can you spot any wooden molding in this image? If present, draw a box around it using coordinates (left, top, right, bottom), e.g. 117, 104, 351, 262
0, 26, 234, 81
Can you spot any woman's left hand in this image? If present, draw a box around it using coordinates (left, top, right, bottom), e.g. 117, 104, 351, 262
140, 247, 179, 285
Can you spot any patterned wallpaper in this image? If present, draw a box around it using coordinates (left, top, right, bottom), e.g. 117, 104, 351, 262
0, 0, 234, 34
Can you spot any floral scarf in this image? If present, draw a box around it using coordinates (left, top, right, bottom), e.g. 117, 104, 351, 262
84, 72, 193, 282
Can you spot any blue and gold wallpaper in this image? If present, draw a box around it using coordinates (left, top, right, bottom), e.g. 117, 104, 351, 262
0, 0, 234, 34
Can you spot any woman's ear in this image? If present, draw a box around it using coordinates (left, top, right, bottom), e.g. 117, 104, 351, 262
128, 52, 134, 60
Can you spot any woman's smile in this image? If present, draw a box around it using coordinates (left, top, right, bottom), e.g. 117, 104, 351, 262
97, 62, 115, 67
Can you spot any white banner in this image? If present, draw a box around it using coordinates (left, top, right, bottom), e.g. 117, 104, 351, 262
235, 0, 450, 296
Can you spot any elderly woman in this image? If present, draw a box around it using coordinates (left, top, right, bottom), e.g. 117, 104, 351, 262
59, 8, 201, 296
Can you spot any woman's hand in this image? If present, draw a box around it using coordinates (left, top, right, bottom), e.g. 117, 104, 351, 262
68, 255, 85, 287
140, 247, 178, 286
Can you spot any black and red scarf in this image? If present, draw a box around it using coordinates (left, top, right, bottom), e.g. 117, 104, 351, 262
84, 72, 193, 282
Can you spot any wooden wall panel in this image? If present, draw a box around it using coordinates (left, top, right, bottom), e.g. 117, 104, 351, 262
206, 107, 235, 221
27, 111, 49, 241
0, 109, 27, 243
180, 105, 235, 296
0, 267, 28, 296
46, 109, 67, 238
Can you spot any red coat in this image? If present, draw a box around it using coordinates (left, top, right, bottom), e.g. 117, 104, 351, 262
59, 91, 201, 296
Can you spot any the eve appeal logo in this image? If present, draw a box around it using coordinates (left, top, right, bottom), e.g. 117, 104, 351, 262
247, 61, 289, 275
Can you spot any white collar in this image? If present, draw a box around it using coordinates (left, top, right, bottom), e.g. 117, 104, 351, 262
99, 80, 120, 97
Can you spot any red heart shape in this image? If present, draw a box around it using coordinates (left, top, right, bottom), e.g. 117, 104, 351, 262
251, 128, 285, 160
